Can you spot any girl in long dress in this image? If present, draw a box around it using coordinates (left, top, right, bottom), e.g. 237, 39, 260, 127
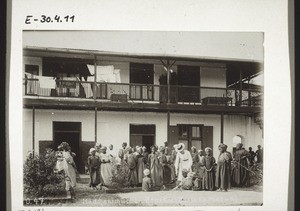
169, 145, 177, 183
136, 147, 145, 185
148, 146, 163, 187
202, 147, 216, 191
87, 148, 101, 190
124, 147, 138, 187
215, 144, 232, 192
190, 146, 200, 172
174, 143, 193, 182
99, 146, 113, 186
159, 146, 171, 186
232, 143, 250, 187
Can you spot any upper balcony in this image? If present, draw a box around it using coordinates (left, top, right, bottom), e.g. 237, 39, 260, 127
23, 78, 263, 114
23, 47, 263, 114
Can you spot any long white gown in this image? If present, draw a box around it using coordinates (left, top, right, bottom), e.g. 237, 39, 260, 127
174, 150, 193, 181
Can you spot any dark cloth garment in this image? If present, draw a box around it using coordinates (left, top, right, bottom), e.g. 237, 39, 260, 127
136, 153, 145, 184
143, 152, 149, 168
165, 146, 172, 156
125, 153, 138, 186
142, 176, 152, 191
191, 152, 200, 172
148, 152, 163, 187
202, 155, 216, 190
256, 149, 263, 163
181, 177, 193, 190
216, 152, 232, 190
118, 148, 126, 160
232, 149, 250, 187
87, 155, 101, 187
248, 151, 255, 166
159, 154, 171, 185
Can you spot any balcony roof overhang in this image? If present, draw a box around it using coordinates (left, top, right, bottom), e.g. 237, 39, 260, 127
23, 46, 263, 85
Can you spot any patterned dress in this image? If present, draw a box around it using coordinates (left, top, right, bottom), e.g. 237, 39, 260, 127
124, 152, 138, 186
215, 152, 232, 190
202, 155, 216, 190
232, 149, 250, 187
148, 152, 163, 187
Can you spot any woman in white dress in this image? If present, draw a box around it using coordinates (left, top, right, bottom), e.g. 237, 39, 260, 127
174, 143, 193, 182
99, 146, 113, 186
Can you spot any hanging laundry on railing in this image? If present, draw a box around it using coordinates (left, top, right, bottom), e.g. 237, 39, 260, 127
113, 69, 121, 83
86, 64, 121, 83
37, 76, 56, 89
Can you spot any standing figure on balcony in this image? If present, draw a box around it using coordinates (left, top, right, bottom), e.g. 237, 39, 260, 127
174, 143, 193, 183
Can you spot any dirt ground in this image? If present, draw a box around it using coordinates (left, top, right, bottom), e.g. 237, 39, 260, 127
48, 183, 263, 207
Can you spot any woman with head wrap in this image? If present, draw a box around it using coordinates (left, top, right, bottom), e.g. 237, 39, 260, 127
55, 142, 77, 199
232, 143, 250, 187
124, 146, 138, 187
99, 146, 113, 186
190, 146, 200, 172
148, 145, 163, 187
202, 147, 216, 191
87, 148, 101, 190
215, 143, 232, 192
168, 145, 177, 183
159, 146, 171, 187
136, 146, 145, 185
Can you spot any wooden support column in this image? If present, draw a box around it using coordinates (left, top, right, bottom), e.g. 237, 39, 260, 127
248, 77, 251, 106
167, 111, 170, 143
220, 112, 224, 143
239, 69, 243, 105
93, 55, 97, 100
166, 59, 170, 104
95, 107, 97, 144
32, 105, 35, 155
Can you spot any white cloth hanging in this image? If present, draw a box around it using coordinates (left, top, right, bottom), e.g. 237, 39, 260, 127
37, 76, 56, 89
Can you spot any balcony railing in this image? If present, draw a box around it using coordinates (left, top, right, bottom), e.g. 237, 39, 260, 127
23, 78, 263, 107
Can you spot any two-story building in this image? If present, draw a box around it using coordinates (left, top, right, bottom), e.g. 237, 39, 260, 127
23, 32, 263, 174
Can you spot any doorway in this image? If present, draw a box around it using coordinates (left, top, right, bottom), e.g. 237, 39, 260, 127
129, 124, 155, 153
53, 121, 82, 172
177, 65, 200, 102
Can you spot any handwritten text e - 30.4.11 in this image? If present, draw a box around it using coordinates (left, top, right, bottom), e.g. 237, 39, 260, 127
25, 15, 75, 24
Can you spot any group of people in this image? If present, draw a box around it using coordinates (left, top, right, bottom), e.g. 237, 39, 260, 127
86, 141, 263, 192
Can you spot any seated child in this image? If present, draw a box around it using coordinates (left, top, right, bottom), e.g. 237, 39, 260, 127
173, 169, 194, 190
142, 169, 153, 191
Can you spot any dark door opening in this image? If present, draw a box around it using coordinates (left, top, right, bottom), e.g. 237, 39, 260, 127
130, 124, 155, 153
53, 122, 83, 173
177, 65, 200, 102
129, 63, 154, 100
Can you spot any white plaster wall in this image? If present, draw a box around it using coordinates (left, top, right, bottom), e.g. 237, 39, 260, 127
23, 109, 262, 160
23, 56, 42, 76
